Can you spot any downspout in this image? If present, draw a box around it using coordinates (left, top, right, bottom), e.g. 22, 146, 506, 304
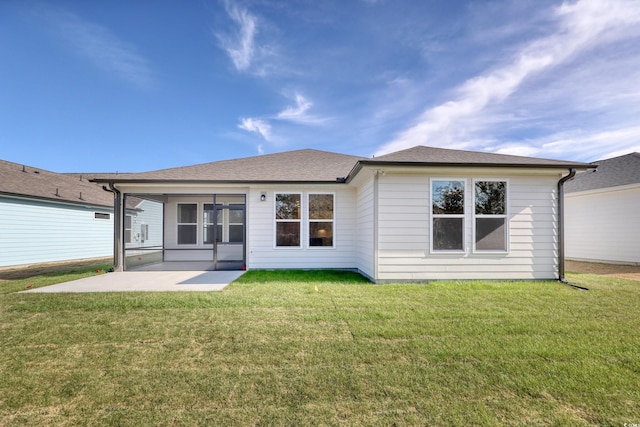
373, 170, 380, 283
103, 183, 123, 272
557, 168, 577, 285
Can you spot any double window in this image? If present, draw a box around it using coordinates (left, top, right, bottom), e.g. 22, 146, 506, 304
179, 203, 244, 245
431, 179, 508, 253
275, 193, 334, 248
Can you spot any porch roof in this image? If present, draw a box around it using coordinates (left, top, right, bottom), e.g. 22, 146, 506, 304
92, 149, 365, 184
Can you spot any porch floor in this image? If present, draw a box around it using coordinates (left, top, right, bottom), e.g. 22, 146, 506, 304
131, 261, 216, 271
22, 269, 245, 293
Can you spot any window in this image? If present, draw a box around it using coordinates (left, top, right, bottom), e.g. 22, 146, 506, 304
474, 181, 507, 251
203, 204, 216, 244
177, 203, 197, 244
94, 212, 110, 220
275, 194, 301, 247
140, 224, 149, 242
228, 207, 244, 243
309, 194, 334, 247
432, 180, 465, 251
124, 215, 133, 243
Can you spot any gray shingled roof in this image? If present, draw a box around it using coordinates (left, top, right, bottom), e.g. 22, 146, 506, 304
93, 149, 366, 183
0, 160, 114, 207
91, 146, 592, 185
365, 146, 590, 167
565, 152, 640, 193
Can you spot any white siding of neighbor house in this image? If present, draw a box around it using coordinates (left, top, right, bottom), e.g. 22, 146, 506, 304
125, 199, 164, 249
246, 185, 358, 270
565, 185, 640, 264
373, 170, 561, 282
0, 195, 112, 267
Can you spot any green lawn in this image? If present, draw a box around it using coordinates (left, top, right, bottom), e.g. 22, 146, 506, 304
1, 268, 639, 426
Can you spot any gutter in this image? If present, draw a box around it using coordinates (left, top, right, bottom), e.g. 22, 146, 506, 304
344, 160, 591, 184
557, 168, 588, 289
91, 178, 347, 185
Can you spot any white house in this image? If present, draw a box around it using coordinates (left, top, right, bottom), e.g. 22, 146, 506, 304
93, 146, 591, 282
0, 160, 162, 268
565, 152, 640, 265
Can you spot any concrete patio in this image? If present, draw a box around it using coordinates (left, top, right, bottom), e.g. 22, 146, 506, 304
22, 270, 245, 293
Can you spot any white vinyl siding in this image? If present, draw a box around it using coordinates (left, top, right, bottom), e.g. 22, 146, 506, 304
565, 185, 640, 264
375, 171, 559, 282
247, 186, 357, 270
124, 199, 163, 249
0, 196, 113, 267
355, 177, 375, 280
112, 168, 563, 280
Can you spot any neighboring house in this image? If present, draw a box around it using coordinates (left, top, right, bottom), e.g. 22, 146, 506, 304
93, 146, 591, 282
565, 152, 640, 265
0, 160, 162, 268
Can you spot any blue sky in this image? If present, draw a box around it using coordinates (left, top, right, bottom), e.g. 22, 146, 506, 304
1, 0, 639, 173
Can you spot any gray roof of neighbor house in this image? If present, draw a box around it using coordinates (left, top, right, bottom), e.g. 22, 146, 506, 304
92, 146, 592, 185
565, 152, 640, 193
0, 160, 115, 207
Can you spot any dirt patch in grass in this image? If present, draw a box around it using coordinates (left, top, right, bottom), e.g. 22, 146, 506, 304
566, 260, 640, 281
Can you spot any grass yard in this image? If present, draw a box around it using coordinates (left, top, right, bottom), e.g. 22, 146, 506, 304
1, 268, 639, 426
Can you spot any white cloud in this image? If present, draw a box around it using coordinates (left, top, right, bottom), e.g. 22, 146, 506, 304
41, 6, 153, 87
238, 117, 272, 141
277, 93, 311, 120
217, 1, 257, 72
275, 92, 328, 125
237, 92, 328, 146
376, 0, 640, 158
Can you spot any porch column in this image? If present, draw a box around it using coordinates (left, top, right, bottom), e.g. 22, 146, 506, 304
110, 183, 124, 272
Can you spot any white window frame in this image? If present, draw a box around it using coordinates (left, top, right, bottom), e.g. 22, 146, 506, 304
430, 178, 466, 253
177, 202, 199, 246
274, 192, 302, 248
472, 179, 509, 253
226, 205, 244, 243
202, 202, 216, 246
308, 192, 336, 249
